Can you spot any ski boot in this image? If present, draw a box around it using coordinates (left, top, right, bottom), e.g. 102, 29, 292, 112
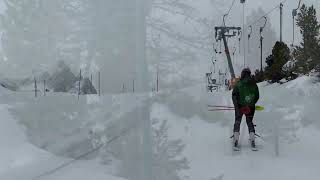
249, 132, 258, 151
233, 132, 240, 151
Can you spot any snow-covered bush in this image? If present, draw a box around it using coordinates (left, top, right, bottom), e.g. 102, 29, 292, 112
88, 106, 189, 180
152, 119, 189, 180
48, 61, 77, 92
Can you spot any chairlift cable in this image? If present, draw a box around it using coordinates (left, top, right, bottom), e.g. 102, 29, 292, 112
247, 0, 288, 29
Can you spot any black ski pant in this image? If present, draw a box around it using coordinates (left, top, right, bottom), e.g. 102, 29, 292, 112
233, 106, 255, 133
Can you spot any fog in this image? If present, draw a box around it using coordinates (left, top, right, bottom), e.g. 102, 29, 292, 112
0, 0, 151, 93
0, 0, 319, 92
0, 1, 320, 180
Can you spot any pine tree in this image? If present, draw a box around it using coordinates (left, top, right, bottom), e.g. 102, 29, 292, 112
264, 42, 291, 83
293, 4, 320, 73
254, 69, 264, 83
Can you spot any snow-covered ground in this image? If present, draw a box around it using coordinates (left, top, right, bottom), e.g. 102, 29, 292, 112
0, 76, 320, 180
152, 76, 320, 180
0, 88, 124, 180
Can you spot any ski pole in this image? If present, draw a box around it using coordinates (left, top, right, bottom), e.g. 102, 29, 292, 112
208, 105, 265, 111
207, 105, 234, 108
208, 108, 235, 111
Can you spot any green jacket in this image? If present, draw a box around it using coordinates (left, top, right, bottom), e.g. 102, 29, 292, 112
232, 78, 259, 107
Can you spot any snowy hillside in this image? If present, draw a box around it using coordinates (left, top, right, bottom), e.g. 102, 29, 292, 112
0, 76, 319, 180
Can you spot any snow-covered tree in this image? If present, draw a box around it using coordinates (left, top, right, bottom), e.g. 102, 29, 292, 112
88, 117, 189, 180
152, 119, 189, 180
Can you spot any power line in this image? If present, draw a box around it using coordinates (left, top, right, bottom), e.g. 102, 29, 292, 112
247, 0, 288, 29
31, 128, 131, 180
221, 0, 237, 26
226, 0, 237, 16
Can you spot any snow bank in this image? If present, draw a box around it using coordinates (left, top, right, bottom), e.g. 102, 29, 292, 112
0, 94, 125, 180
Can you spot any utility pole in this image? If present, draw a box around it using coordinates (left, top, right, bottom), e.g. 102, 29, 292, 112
292, 0, 302, 46
280, 3, 283, 42
215, 26, 241, 79
260, 17, 267, 72
240, 0, 246, 67
260, 35, 263, 72
248, 25, 252, 54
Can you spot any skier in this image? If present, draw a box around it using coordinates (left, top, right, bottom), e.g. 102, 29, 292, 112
232, 68, 259, 150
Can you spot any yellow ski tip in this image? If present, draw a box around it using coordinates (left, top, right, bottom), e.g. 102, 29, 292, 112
255, 106, 265, 111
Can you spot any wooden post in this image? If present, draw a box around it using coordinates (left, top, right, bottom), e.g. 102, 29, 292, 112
43, 80, 46, 96
98, 71, 101, 96
133, 79, 135, 93
34, 78, 37, 98
156, 67, 159, 92
78, 69, 81, 100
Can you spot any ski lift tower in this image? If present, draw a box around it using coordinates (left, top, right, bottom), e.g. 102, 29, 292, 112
215, 23, 241, 79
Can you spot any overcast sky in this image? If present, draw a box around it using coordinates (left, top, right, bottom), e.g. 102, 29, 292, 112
0, 0, 319, 81
1, 0, 318, 42
0, 0, 318, 51
195, 0, 320, 46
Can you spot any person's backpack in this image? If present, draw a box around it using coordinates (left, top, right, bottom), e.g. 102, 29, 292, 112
237, 80, 258, 107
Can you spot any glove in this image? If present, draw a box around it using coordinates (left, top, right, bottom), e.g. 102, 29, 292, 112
240, 106, 251, 115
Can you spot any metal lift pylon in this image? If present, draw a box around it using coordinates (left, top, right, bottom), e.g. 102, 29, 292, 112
215, 16, 241, 87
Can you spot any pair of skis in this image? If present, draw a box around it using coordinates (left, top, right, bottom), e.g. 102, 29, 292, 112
233, 142, 258, 152
232, 145, 258, 152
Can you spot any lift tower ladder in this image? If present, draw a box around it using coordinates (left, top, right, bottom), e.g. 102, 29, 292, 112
215, 26, 241, 79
